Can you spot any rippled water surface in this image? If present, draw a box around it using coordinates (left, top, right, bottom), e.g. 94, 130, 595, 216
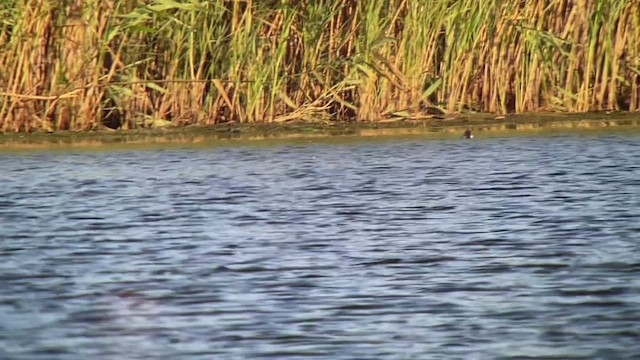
1, 132, 640, 359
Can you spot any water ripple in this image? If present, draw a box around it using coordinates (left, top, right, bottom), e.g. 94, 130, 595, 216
1, 132, 639, 359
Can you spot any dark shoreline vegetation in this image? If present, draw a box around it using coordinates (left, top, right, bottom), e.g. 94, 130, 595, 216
1, 0, 639, 133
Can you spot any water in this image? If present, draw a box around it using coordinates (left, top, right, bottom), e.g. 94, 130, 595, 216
1, 132, 639, 359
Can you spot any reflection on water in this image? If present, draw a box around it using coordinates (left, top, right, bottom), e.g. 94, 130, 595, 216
1, 132, 639, 359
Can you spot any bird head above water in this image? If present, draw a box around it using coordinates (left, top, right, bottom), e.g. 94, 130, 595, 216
462, 129, 473, 139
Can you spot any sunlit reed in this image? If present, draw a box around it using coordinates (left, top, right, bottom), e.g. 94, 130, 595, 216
0, 0, 638, 132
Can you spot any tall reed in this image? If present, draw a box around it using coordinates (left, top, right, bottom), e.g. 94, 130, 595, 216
1, 0, 639, 132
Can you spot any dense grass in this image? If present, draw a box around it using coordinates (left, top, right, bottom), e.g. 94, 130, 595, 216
0, 0, 639, 132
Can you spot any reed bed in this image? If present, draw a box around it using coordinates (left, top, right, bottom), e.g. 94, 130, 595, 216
0, 0, 639, 132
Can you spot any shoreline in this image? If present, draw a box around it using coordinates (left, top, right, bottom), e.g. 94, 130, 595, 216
1, 112, 640, 150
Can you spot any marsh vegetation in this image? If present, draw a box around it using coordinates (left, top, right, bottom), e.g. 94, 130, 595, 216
1, 0, 639, 132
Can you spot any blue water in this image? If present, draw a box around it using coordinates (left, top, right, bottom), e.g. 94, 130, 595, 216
1, 132, 639, 359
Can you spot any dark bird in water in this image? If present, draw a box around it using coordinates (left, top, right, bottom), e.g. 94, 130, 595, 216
462, 129, 473, 139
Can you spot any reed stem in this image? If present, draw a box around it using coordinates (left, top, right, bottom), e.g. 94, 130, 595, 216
1, 0, 639, 132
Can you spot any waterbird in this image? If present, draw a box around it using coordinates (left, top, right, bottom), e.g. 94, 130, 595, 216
461, 129, 473, 139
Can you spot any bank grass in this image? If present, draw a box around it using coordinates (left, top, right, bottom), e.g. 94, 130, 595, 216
0, 0, 639, 133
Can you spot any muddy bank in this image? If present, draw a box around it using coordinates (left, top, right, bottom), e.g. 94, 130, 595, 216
1, 112, 640, 150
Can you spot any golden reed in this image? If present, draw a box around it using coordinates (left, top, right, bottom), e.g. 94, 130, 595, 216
0, 0, 638, 132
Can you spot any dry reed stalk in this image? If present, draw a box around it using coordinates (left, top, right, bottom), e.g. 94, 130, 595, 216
1, 0, 640, 132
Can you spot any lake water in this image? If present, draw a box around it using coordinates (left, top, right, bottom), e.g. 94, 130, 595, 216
1, 131, 639, 359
